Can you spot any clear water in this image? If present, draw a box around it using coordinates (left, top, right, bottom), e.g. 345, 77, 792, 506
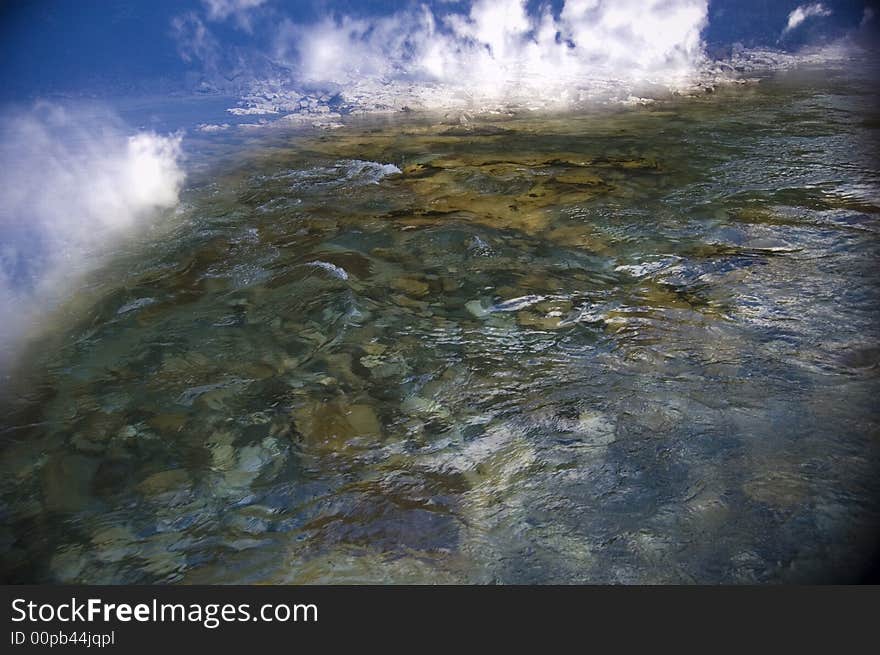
1, 64, 879, 583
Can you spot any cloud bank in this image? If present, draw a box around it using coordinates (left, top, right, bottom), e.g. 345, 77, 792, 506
168, 0, 877, 117
175, 0, 711, 111
281, 0, 708, 92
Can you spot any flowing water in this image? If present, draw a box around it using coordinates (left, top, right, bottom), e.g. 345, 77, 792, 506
1, 62, 879, 583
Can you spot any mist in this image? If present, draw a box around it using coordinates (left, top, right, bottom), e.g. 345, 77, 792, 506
0, 103, 184, 368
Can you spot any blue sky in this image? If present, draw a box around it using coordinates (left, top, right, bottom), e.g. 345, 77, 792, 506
0, 1, 874, 101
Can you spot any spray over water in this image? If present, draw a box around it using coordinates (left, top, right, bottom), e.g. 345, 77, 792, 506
0, 104, 184, 368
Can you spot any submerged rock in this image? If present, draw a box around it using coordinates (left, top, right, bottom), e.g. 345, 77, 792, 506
220, 437, 288, 494
69, 412, 125, 454
42, 454, 99, 513
207, 431, 237, 471
576, 411, 617, 447
137, 533, 188, 581
465, 299, 491, 318
742, 471, 808, 509
358, 353, 408, 379
392, 277, 430, 297
147, 413, 188, 434
49, 545, 88, 582
91, 525, 139, 564
401, 395, 451, 421
293, 400, 383, 451
137, 469, 191, 498
516, 310, 563, 331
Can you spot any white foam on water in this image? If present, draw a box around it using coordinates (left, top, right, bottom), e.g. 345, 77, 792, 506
277, 160, 401, 190
303, 261, 349, 281
489, 295, 547, 313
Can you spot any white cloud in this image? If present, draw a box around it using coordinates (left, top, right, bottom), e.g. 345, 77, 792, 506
203, 0, 266, 22
171, 12, 219, 67
202, 0, 266, 32
0, 104, 184, 364
271, 0, 708, 107
196, 122, 231, 131
783, 3, 832, 36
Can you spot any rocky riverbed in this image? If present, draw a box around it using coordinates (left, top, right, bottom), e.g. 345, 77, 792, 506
1, 61, 879, 583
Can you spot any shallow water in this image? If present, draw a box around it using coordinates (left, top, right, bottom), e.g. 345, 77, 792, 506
2, 64, 879, 583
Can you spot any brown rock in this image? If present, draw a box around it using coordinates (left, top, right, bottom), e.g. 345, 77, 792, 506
294, 400, 382, 451
42, 454, 99, 513
148, 413, 188, 433
392, 277, 430, 297
137, 469, 191, 496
